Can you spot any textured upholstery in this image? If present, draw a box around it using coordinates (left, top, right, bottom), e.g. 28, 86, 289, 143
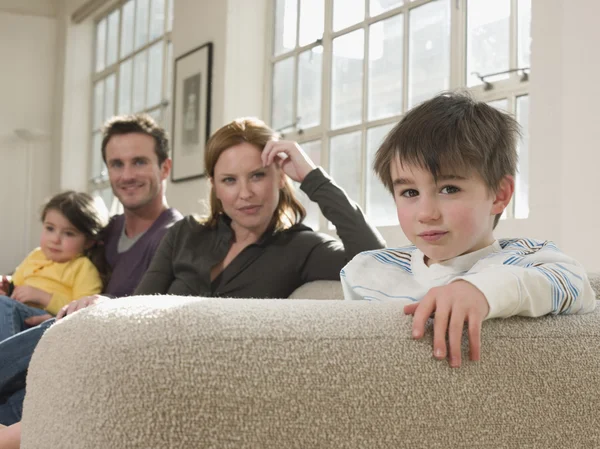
20, 276, 600, 448
287, 279, 344, 299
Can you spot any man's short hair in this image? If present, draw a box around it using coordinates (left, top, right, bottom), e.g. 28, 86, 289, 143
101, 114, 169, 165
374, 92, 520, 227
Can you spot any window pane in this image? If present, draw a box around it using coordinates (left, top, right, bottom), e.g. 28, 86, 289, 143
273, 0, 297, 56
408, 0, 450, 108
120, 0, 135, 58
167, 0, 174, 32
91, 132, 104, 179
333, 0, 364, 32
147, 41, 163, 107
93, 80, 104, 129
295, 140, 321, 230
299, 0, 323, 46
104, 74, 116, 122
165, 41, 173, 101
149, 0, 165, 41
133, 50, 148, 112
331, 29, 364, 129
94, 187, 115, 214
330, 131, 362, 211
466, 0, 510, 87
95, 18, 107, 72
370, 0, 403, 16
135, 0, 150, 49
487, 98, 508, 112
147, 108, 161, 124
515, 95, 529, 219
298, 47, 322, 129
106, 10, 120, 67
518, 0, 532, 68
118, 59, 133, 114
367, 124, 397, 226
271, 57, 294, 131
369, 14, 403, 120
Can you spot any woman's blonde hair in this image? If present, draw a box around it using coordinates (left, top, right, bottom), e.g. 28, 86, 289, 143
202, 117, 306, 231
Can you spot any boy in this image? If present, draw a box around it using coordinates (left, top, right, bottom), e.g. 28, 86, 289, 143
341, 92, 596, 368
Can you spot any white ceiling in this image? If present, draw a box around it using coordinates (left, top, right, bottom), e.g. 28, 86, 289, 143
0, 0, 58, 18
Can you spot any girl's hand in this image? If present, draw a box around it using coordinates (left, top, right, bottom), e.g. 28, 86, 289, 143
11, 285, 52, 307
261, 140, 317, 183
0, 276, 10, 296
56, 294, 108, 320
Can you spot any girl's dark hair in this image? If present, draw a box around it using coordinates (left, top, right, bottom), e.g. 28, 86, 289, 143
41, 191, 110, 288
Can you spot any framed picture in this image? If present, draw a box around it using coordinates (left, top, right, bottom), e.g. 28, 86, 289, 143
171, 42, 213, 182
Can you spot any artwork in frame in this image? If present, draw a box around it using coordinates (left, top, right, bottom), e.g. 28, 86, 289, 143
171, 42, 213, 182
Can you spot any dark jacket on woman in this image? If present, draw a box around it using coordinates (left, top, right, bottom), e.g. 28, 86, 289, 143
134, 168, 385, 298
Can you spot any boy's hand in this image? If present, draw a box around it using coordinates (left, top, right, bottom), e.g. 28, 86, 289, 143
11, 286, 52, 307
404, 280, 490, 368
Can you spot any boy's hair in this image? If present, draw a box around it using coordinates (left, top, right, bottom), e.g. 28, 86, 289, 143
201, 117, 306, 231
101, 114, 169, 165
42, 191, 110, 288
374, 92, 521, 228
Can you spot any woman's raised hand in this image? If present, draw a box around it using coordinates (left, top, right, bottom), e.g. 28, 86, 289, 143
261, 140, 317, 183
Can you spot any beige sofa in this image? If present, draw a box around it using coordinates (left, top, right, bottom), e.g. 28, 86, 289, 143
21, 279, 600, 448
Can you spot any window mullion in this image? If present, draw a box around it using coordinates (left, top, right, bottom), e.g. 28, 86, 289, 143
450, 0, 467, 89
361, 20, 369, 210
402, 10, 409, 115
264, 0, 275, 125
510, 0, 518, 72
319, 0, 334, 231
143, 0, 152, 111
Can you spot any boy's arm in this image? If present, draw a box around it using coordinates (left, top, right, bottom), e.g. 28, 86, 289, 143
455, 240, 596, 319
340, 267, 364, 301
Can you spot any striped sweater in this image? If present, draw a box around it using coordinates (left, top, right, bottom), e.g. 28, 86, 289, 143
341, 239, 596, 319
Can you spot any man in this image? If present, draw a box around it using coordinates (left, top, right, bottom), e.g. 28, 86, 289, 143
0, 114, 183, 425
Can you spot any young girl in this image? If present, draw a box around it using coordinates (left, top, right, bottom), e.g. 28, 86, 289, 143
0, 191, 108, 342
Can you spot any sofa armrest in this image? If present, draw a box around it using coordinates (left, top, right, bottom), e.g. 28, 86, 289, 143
288, 280, 343, 299
21, 296, 600, 448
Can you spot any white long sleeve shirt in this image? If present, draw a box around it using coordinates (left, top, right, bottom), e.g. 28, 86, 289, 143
341, 239, 596, 319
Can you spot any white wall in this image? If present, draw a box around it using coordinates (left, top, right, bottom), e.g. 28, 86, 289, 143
165, 0, 228, 216
557, 0, 600, 272
56, 0, 93, 192
0, 11, 57, 273
0, 0, 58, 18
166, 0, 268, 216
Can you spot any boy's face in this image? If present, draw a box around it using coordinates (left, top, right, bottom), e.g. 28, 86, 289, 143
390, 158, 513, 265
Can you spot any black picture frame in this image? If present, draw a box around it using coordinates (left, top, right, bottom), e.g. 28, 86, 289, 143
171, 42, 213, 182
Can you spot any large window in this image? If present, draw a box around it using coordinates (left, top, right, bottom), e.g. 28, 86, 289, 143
90, 0, 174, 211
269, 0, 531, 229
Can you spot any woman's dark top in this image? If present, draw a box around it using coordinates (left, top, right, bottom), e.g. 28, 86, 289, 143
134, 167, 385, 298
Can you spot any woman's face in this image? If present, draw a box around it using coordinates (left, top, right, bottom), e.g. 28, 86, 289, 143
212, 142, 285, 235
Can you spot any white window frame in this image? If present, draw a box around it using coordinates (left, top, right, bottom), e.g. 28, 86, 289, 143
265, 0, 530, 229
89, 0, 174, 212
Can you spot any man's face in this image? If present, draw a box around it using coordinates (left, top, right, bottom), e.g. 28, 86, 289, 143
390, 159, 512, 265
105, 133, 170, 212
